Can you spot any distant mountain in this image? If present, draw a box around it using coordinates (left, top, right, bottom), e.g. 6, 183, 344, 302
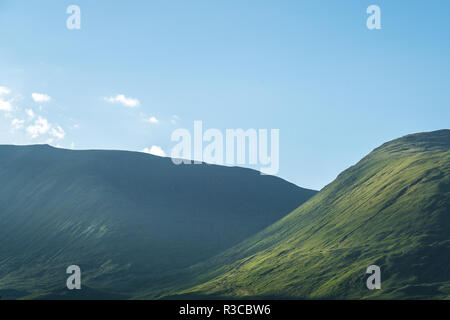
169, 130, 450, 299
0, 145, 316, 299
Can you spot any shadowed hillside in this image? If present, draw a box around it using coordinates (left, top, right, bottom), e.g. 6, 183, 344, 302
0, 145, 316, 299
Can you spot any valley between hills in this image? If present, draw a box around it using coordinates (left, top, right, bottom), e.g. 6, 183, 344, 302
0, 130, 449, 300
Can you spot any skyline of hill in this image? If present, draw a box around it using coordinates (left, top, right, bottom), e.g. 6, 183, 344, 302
0, 144, 315, 299
158, 130, 450, 300
0, 130, 448, 300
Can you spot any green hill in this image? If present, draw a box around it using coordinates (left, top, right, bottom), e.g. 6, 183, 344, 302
0, 145, 315, 299
1, 130, 448, 300
168, 130, 450, 300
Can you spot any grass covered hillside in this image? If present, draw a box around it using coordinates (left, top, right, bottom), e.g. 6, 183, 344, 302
0, 145, 315, 299
172, 130, 450, 300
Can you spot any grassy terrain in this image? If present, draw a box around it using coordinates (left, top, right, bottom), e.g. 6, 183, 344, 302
166, 130, 450, 299
0, 145, 315, 299
1, 130, 448, 300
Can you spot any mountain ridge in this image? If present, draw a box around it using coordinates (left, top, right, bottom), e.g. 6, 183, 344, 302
1, 130, 448, 300
0, 143, 316, 299
161, 130, 450, 299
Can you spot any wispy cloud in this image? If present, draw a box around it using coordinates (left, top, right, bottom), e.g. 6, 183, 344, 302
0, 86, 11, 96
2, 87, 67, 145
26, 116, 51, 138
144, 116, 159, 124
25, 116, 66, 141
51, 125, 66, 140
0, 86, 13, 112
141, 146, 166, 157
0, 99, 13, 111
11, 118, 25, 130
25, 109, 35, 118
104, 94, 140, 108
171, 115, 180, 125
32, 93, 51, 103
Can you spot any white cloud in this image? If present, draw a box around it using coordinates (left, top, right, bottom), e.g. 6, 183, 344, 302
32, 93, 51, 103
0, 86, 13, 112
2, 88, 66, 143
51, 125, 66, 140
11, 118, 25, 130
0, 86, 11, 96
144, 116, 159, 124
141, 145, 167, 157
104, 94, 140, 108
25, 109, 35, 118
11, 103, 66, 141
0, 99, 13, 111
26, 116, 51, 138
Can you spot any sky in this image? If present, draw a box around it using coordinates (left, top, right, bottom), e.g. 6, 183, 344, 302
0, 0, 449, 190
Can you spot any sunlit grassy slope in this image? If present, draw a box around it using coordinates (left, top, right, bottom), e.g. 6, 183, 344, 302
170, 130, 450, 300
0, 145, 315, 299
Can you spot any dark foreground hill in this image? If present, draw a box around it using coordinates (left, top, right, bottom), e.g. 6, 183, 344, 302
165, 130, 450, 300
0, 145, 316, 299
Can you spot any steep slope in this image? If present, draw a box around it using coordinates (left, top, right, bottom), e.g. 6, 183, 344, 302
0, 145, 316, 299
173, 130, 450, 300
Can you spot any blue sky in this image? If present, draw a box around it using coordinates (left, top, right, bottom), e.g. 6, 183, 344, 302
0, 0, 449, 190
